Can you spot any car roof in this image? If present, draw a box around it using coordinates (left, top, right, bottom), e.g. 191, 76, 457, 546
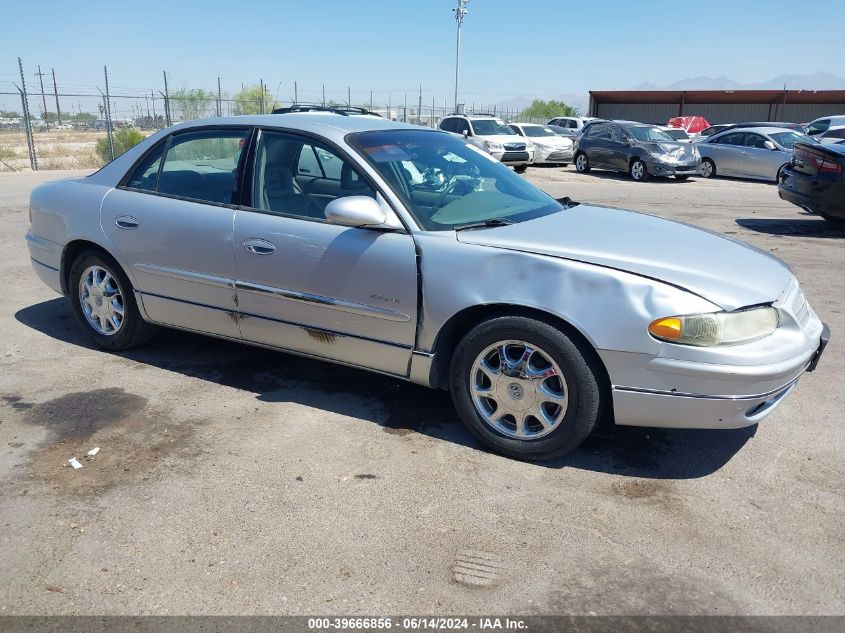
168, 113, 422, 136
512, 122, 545, 127
716, 126, 800, 135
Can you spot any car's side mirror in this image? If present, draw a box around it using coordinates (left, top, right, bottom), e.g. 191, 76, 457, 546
324, 196, 386, 228
764, 140, 777, 151
462, 129, 469, 138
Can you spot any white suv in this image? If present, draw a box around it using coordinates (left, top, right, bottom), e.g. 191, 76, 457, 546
547, 116, 598, 132
439, 114, 534, 172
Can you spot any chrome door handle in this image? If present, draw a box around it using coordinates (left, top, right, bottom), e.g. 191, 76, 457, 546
115, 215, 139, 229
243, 238, 276, 255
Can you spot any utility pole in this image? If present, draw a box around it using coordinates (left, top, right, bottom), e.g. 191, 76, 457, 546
18, 57, 37, 170
51, 68, 61, 125
347, 86, 351, 108
34, 64, 49, 130
217, 77, 222, 117
162, 71, 171, 126
103, 66, 114, 162
418, 85, 422, 126
322, 84, 325, 106
452, 0, 469, 112
294, 81, 298, 104
260, 78, 265, 114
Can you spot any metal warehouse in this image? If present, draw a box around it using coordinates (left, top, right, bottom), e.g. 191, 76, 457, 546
588, 90, 845, 124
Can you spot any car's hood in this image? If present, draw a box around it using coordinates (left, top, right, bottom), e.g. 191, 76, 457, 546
456, 205, 790, 311
532, 135, 572, 148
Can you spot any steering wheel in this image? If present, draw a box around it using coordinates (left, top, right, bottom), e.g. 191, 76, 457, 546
433, 176, 460, 210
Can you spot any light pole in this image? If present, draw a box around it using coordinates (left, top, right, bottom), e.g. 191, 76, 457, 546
452, 0, 469, 113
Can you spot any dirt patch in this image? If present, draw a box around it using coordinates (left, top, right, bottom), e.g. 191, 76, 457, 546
2, 395, 34, 410
22, 388, 199, 495
613, 479, 670, 500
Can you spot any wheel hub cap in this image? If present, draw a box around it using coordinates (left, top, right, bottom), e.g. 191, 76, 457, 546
470, 340, 569, 440
79, 265, 125, 336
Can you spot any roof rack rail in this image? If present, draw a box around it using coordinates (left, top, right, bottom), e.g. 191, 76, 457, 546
271, 103, 381, 117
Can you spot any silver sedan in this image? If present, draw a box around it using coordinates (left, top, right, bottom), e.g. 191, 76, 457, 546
26, 115, 828, 460
696, 126, 812, 182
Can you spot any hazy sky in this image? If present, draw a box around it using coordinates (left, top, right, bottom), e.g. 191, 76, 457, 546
2, 0, 845, 110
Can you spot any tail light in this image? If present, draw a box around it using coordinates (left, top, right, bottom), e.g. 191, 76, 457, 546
793, 148, 843, 174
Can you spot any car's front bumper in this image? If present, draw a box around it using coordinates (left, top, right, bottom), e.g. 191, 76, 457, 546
533, 146, 574, 164
600, 288, 827, 429
490, 149, 533, 166
645, 157, 701, 177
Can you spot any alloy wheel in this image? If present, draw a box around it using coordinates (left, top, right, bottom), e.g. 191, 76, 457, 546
469, 340, 568, 440
79, 265, 125, 335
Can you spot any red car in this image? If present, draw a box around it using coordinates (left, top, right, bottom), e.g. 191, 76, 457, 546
667, 116, 711, 134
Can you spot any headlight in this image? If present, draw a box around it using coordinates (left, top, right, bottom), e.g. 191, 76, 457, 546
648, 307, 778, 346
484, 141, 504, 151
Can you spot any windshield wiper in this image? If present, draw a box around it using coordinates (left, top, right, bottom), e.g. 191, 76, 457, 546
453, 218, 516, 232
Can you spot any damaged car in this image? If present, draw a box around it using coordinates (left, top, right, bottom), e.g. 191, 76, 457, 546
26, 114, 828, 461
574, 121, 701, 181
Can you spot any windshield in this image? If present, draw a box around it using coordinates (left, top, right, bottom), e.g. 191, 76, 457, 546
629, 126, 675, 142
664, 129, 690, 140
523, 126, 556, 138
770, 131, 815, 149
348, 130, 563, 231
470, 119, 514, 136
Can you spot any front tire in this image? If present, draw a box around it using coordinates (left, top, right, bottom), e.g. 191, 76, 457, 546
450, 316, 603, 461
514, 164, 528, 173
630, 158, 649, 181
69, 251, 155, 350
575, 152, 590, 173
700, 158, 716, 178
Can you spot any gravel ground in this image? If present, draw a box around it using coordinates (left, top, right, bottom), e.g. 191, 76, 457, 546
0, 167, 842, 615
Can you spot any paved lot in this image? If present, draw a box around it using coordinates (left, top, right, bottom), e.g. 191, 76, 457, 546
0, 168, 842, 615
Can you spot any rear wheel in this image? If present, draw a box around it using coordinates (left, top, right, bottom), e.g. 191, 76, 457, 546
514, 164, 528, 173
69, 251, 155, 350
630, 159, 649, 182
575, 152, 590, 173
700, 158, 716, 178
450, 316, 603, 461
775, 163, 788, 183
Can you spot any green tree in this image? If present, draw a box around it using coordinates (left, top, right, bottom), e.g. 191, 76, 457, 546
170, 87, 215, 121
233, 85, 278, 115
96, 128, 145, 164
71, 112, 96, 123
521, 99, 579, 119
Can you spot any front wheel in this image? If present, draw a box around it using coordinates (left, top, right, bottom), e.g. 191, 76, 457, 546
450, 316, 604, 461
700, 158, 716, 178
630, 159, 649, 182
69, 251, 155, 350
575, 152, 590, 173
514, 164, 528, 173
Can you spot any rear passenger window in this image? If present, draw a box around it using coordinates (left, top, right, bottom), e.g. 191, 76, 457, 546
807, 119, 830, 135
157, 129, 249, 204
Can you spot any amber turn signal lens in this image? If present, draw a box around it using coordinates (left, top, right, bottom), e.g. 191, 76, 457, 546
649, 317, 683, 340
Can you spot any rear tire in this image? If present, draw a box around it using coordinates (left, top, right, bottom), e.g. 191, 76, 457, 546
450, 316, 604, 461
575, 152, 590, 173
700, 158, 716, 178
69, 251, 155, 351
630, 159, 650, 182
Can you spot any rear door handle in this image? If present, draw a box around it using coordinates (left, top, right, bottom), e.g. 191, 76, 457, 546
115, 215, 139, 229
243, 238, 276, 255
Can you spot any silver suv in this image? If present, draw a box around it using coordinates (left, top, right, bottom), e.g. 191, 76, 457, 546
439, 114, 533, 172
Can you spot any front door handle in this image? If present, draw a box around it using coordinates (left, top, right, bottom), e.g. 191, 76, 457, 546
243, 238, 276, 255
115, 215, 139, 229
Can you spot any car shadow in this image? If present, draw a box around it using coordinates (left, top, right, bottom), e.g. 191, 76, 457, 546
736, 218, 845, 238
15, 297, 755, 479
576, 170, 694, 184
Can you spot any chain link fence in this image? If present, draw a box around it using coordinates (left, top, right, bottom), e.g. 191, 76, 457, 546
1, 60, 551, 172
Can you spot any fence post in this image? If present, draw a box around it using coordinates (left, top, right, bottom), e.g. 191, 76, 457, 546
217, 77, 222, 117
17, 58, 37, 170
162, 71, 172, 126
103, 66, 115, 162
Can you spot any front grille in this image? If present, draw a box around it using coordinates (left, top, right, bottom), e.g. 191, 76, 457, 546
501, 151, 529, 162
674, 165, 696, 172
503, 143, 526, 151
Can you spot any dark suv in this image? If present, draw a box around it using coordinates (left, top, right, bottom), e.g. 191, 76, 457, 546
574, 121, 701, 181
